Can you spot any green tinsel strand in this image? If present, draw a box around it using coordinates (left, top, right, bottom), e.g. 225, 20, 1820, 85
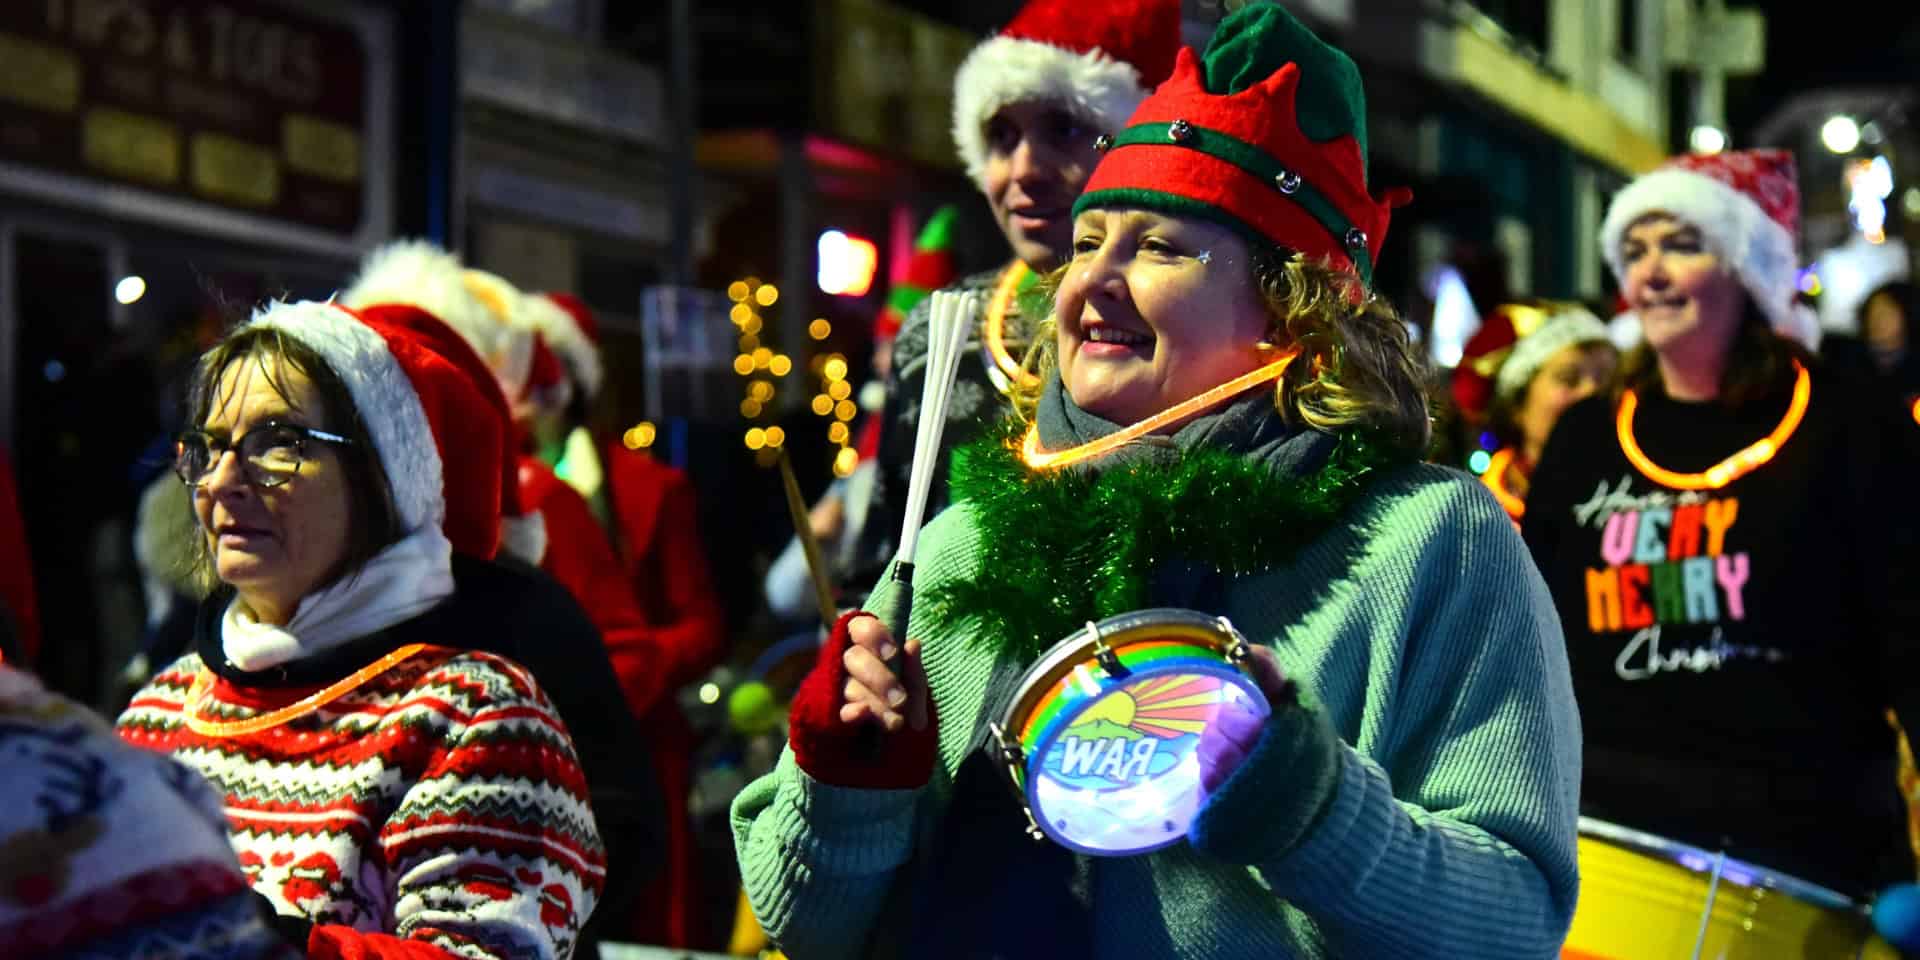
921, 421, 1408, 663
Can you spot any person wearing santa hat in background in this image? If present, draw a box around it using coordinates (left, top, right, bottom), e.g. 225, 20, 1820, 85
339, 244, 670, 948
517, 286, 727, 950
116, 299, 605, 959
854, 0, 1183, 578
1523, 149, 1920, 900
1449, 300, 1617, 524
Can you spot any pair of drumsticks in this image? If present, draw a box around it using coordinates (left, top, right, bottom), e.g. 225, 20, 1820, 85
776, 291, 982, 640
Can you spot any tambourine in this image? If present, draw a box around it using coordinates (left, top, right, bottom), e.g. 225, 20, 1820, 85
986, 609, 1271, 857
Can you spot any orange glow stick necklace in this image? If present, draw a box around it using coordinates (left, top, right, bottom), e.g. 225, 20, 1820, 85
1616, 360, 1809, 491
1020, 354, 1297, 471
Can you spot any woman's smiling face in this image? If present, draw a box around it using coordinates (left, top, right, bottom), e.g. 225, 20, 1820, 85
1053, 209, 1274, 426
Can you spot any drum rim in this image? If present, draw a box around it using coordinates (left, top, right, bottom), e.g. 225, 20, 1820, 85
1576, 816, 1858, 908
995, 608, 1241, 737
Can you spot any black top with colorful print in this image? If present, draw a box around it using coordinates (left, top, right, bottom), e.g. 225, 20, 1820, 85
1522, 364, 1920, 895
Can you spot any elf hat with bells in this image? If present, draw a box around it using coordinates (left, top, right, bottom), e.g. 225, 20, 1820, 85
1074, 2, 1411, 289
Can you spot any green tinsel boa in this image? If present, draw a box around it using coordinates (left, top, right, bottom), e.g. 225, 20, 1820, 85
919, 422, 1409, 663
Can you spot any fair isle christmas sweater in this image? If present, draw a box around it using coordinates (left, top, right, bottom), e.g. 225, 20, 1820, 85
1523, 368, 1920, 894
116, 638, 606, 960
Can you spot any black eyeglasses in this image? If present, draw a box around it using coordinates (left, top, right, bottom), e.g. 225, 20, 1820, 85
174, 421, 355, 488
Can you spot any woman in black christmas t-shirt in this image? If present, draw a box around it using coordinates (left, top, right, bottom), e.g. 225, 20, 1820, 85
1523, 148, 1920, 896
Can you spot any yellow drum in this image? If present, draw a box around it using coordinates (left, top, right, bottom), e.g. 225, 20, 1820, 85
1563, 818, 1898, 959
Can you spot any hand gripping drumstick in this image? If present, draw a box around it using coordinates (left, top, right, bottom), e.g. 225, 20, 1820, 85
868, 289, 981, 679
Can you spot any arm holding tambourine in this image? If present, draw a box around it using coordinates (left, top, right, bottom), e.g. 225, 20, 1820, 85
1183, 480, 1582, 959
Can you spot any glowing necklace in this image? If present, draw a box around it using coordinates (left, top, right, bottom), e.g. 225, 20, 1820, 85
1020, 354, 1297, 471
184, 643, 437, 737
1616, 360, 1810, 491
984, 262, 1041, 391
1480, 448, 1526, 518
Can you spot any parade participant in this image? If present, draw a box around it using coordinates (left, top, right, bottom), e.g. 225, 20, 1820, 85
3, 663, 300, 959
856, 0, 1183, 573
1523, 149, 1920, 894
734, 7, 1580, 958
117, 300, 605, 959
520, 288, 725, 948
1450, 300, 1616, 521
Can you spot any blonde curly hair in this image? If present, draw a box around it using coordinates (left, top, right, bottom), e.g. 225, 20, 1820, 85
1013, 245, 1432, 453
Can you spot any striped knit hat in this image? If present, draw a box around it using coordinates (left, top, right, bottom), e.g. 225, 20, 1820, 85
1074, 2, 1410, 287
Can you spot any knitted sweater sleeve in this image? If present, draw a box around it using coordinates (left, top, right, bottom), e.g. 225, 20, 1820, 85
730, 542, 948, 956
1218, 477, 1582, 957
359, 654, 607, 960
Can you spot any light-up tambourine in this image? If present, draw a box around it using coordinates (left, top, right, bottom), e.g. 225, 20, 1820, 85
986, 609, 1270, 857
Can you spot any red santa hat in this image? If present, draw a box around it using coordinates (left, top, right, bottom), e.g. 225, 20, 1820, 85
951, 0, 1182, 185
520, 291, 606, 404
1450, 300, 1612, 423
340, 244, 550, 561
1600, 149, 1820, 346
340, 242, 536, 402
356, 303, 549, 563
241, 300, 508, 560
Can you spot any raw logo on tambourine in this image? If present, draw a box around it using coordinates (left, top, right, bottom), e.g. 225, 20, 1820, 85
1038, 674, 1229, 790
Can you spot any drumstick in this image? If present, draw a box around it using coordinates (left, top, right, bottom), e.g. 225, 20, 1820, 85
867, 289, 980, 670
775, 446, 839, 627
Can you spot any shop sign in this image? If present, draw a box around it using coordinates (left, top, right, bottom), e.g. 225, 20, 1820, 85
0, 0, 369, 232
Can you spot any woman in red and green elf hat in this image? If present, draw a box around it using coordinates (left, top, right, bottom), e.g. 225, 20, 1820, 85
734, 5, 1579, 957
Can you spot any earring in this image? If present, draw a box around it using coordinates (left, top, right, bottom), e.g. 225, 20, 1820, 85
1196, 250, 1213, 265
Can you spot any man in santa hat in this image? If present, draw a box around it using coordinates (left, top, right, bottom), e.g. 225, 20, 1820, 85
854, 0, 1183, 575
339, 243, 672, 948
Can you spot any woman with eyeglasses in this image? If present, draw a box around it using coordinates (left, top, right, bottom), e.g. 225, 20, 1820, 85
116, 300, 606, 960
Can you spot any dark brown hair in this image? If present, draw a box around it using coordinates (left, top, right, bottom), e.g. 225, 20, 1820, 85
183, 326, 401, 594
1615, 292, 1807, 408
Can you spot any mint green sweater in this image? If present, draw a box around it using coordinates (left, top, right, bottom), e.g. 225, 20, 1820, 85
733, 464, 1581, 958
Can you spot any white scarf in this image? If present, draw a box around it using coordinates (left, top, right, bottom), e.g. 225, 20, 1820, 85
221, 526, 455, 672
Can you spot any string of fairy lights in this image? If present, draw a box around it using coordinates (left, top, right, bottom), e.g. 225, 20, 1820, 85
616, 279, 865, 481
721, 277, 861, 477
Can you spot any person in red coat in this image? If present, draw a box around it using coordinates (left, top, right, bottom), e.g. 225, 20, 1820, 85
523, 290, 726, 947
0, 451, 39, 666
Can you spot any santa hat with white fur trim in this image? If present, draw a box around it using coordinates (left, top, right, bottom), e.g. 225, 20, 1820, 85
951, 0, 1182, 185
340, 244, 550, 562
520, 292, 605, 405
242, 300, 507, 559
1600, 149, 1820, 347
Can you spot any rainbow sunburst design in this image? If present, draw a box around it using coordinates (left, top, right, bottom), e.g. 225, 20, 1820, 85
1066, 674, 1226, 740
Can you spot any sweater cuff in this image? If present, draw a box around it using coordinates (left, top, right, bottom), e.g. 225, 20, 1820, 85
772, 750, 923, 876
1187, 697, 1342, 864
788, 610, 938, 789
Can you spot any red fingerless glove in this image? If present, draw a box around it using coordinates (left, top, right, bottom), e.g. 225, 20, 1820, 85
787, 611, 938, 789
